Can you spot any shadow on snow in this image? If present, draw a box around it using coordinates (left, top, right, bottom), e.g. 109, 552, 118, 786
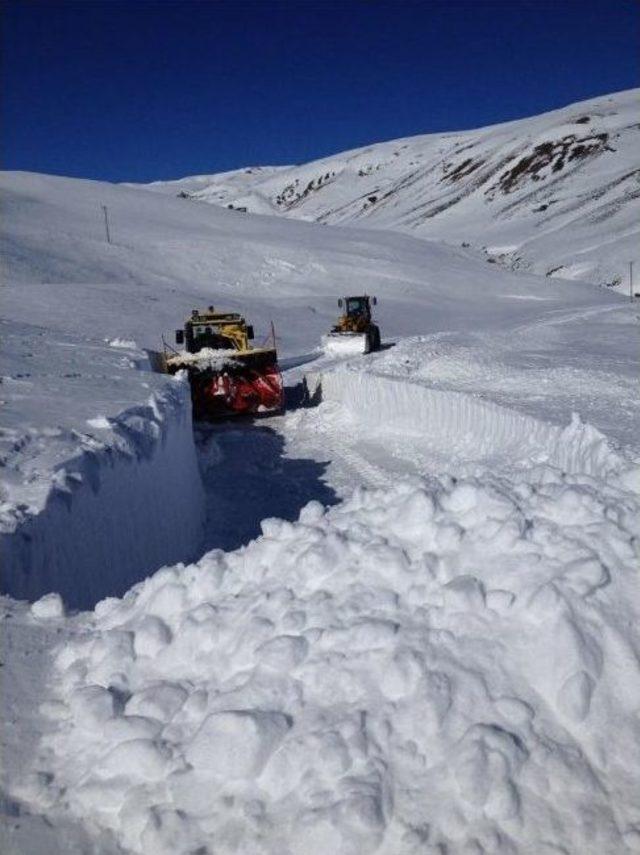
196, 422, 337, 555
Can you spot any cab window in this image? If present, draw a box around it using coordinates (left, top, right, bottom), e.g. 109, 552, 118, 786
346, 298, 364, 315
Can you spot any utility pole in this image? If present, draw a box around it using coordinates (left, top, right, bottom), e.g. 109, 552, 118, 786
101, 205, 111, 244
630, 261, 634, 302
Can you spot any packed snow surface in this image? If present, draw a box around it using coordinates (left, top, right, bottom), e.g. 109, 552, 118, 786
1, 143, 640, 854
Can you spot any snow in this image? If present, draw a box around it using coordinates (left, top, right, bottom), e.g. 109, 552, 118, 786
311, 367, 633, 479
167, 348, 243, 370
0, 322, 205, 608
146, 89, 640, 294
30, 592, 65, 620
2, 169, 626, 359
11, 469, 640, 854
2, 167, 629, 606
1, 93, 640, 853
126, 165, 290, 202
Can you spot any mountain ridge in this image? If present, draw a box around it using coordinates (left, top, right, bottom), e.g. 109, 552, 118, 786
139, 88, 639, 293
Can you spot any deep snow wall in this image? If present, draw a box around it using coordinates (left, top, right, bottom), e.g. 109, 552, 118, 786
0, 379, 205, 610
308, 368, 631, 479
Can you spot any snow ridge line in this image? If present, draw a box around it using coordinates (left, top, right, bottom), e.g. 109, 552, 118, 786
0, 377, 206, 609
308, 367, 635, 482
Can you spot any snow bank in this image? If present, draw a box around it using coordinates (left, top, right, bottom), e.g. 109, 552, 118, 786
308, 367, 633, 480
1, 378, 205, 610
18, 471, 640, 854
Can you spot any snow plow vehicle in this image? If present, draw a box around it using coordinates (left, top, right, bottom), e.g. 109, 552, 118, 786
164, 307, 284, 420
322, 295, 381, 356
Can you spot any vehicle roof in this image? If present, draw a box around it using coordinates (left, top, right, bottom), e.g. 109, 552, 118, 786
186, 311, 245, 324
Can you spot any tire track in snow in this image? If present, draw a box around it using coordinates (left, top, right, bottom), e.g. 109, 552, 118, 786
509, 301, 624, 335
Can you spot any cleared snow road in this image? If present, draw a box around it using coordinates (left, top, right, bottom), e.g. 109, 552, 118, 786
191, 314, 639, 638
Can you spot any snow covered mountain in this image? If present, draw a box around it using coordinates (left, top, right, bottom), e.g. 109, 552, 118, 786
132, 165, 289, 205
145, 89, 640, 292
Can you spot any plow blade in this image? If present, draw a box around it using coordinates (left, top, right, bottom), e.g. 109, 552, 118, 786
321, 332, 370, 357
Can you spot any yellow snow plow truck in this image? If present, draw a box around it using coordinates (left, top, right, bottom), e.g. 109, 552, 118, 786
322, 295, 381, 356
163, 307, 283, 420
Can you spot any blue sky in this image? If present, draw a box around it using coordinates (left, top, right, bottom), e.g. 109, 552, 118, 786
2, 0, 638, 182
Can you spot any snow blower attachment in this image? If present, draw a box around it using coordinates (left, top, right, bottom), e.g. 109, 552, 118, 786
322, 295, 381, 356
164, 307, 284, 420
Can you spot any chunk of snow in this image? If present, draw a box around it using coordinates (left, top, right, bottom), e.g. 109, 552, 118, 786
184, 710, 291, 779
86, 416, 111, 429
30, 592, 65, 619
107, 338, 137, 349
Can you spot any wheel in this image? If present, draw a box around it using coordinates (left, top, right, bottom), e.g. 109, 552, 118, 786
370, 325, 381, 351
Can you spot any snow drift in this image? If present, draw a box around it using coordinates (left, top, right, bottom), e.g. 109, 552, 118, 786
19, 469, 640, 854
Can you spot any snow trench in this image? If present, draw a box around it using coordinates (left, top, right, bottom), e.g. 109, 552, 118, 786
0, 379, 205, 610
307, 367, 632, 480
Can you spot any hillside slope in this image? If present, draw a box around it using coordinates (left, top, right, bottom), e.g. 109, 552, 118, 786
5, 169, 620, 356
147, 89, 640, 292
131, 165, 289, 204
